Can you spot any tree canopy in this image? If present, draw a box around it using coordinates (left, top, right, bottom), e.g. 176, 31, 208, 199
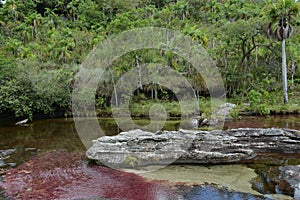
0, 0, 299, 118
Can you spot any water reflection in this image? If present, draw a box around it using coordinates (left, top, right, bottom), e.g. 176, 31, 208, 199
224, 115, 300, 130
0, 115, 299, 166
185, 185, 268, 200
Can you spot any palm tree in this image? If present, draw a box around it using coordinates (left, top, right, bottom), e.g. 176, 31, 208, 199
266, 0, 299, 104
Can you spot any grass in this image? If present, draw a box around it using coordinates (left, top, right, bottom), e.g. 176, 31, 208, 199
231, 92, 300, 116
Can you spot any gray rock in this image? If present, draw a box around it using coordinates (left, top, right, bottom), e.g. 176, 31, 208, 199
15, 119, 29, 126
280, 165, 300, 199
0, 148, 16, 157
86, 128, 300, 168
188, 116, 202, 128
187, 103, 236, 128
216, 103, 236, 117
0, 148, 17, 168
0, 159, 5, 167
25, 148, 38, 152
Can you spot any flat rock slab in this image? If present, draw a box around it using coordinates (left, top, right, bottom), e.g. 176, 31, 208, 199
86, 128, 300, 168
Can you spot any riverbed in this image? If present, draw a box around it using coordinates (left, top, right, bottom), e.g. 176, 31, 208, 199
0, 115, 299, 199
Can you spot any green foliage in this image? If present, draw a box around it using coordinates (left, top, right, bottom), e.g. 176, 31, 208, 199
267, 0, 300, 23
0, 0, 299, 118
246, 90, 270, 115
229, 107, 241, 119
0, 55, 75, 118
124, 155, 140, 167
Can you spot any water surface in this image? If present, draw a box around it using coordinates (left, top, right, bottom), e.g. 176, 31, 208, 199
0, 115, 299, 199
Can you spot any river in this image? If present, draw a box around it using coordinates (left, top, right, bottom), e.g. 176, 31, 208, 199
0, 115, 299, 199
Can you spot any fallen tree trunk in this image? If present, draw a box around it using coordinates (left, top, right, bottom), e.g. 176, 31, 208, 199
86, 128, 300, 168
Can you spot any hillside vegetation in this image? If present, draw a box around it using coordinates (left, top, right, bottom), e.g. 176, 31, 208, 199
0, 0, 299, 119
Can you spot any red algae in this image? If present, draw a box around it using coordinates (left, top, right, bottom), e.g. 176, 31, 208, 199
0, 150, 177, 200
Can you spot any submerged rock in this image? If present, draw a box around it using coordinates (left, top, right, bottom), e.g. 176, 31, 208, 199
0, 149, 17, 168
280, 165, 300, 199
0, 149, 16, 158
86, 128, 300, 168
0, 160, 5, 168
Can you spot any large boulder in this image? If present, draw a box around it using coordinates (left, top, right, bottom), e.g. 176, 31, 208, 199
86, 128, 300, 168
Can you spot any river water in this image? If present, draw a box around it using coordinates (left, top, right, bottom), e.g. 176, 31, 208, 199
0, 115, 299, 199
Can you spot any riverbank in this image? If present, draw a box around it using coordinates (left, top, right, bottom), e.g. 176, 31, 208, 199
96, 97, 300, 118
1, 96, 299, 122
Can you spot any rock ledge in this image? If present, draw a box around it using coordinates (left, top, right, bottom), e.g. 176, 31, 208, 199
86, 128, 300, 167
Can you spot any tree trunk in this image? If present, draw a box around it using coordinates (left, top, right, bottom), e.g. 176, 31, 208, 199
282, 39, 288, 104
151, 85, 154, 100
154, 84, 158, 100
135, 55, 143, 90
33, 19, 38, 38
109, 68, 118, 107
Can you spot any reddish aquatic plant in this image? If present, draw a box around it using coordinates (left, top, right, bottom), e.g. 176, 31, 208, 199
0, 150, 86, 199
0, 150, 177, 200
